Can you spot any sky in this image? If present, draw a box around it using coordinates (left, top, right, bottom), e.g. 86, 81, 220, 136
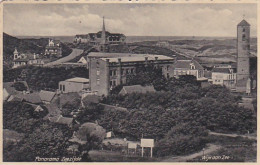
3, 3, 257, 37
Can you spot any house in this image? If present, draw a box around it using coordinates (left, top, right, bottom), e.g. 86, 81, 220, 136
211, 66, 236, 89
39, 90, 56, 104
89, 53, 175, 96
59, 77, 90, 93
119, 85, 156, 95
15, 93, 42, 104
12, 48, 45, 68
3, 81, 29, 101
170, 59, 205, 79
45, 39, 62, 58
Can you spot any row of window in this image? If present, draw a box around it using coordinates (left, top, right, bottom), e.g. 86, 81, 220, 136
109, 68, 135, 76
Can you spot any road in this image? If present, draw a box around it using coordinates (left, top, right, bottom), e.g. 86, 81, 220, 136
209, 131, 257, 140
44, 48, 84, 66
161, 144, 221, 162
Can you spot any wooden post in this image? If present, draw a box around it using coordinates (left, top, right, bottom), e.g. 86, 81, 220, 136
142, 147, 144, 157
151, 147, 153, 158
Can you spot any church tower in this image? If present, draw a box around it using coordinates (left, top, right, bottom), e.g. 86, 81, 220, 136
100, 16, 108, 52
236, 19, 251, 93
13, 47, 19, 60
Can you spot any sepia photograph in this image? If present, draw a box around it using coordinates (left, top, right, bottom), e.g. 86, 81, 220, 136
1, 1, 258, 162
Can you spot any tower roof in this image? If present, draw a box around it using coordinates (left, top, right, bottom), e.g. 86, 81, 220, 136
14, 47, 18, 54
237, 19, 250, 26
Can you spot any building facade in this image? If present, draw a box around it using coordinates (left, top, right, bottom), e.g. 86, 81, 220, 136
13, 48, 45, 68
170, 59, 205, 79
89, 53, 175, 96
74, 17, 126, 48
211, 65, 236, 89
45, 39, 62, 58
236, 19, 251, 93
59, 77, 90, 93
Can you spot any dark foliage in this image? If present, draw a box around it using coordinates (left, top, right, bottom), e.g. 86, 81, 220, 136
4, 66, 89, 91
11, 82, 27, 91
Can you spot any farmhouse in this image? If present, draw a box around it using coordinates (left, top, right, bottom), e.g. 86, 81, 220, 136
170, 59, 205, 79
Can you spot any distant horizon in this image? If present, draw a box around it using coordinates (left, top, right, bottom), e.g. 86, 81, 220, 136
3, 4, 257, 37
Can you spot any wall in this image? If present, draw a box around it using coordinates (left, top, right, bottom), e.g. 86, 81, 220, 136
59, 81, 89, 93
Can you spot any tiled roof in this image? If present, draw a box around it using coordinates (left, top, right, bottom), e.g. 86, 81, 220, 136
237, 19, 250, 26
173, 60, 204, 70
120, 85, 156, 95
16, 93, 42, 104
212, 68, 234, 74
39, 90, 56, 102
65, 77, 89, 83
59, 92, 81, 106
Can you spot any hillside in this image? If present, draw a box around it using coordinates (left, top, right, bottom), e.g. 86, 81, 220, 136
3, 33, 72, 69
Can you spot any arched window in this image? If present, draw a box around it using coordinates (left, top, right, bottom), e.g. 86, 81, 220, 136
242, 34, 246, 41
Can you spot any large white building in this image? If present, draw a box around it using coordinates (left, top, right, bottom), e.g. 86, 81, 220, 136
210, 65, 236, 89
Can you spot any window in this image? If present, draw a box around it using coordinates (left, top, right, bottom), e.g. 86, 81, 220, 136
113, 70, 117, 76
167, 65, 169, 71
97, 79, 100, 85
63, 85, 65, 92
131, 68, 134, 74
167, 73, 170, 79
243, 28, 245, 32
242, 34, 246, 41
121, 69, 124, 75
110, 70, 113, 76
110, 81, 113, 86
60, 84, 62, 91
113, 80, 116, 86
97, 70, 100, 76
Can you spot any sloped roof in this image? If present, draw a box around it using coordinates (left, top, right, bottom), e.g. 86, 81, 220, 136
16, 93, 42, 104
82, 95, 100, 104
59, 92, 81, 106
238, 19, 250, 26
56, 115, 73, 125
120, 85, 156, 95
212, 68, 233, 74
65, 77, 89, 83
39, 90, 56, 102
173, 60, 204, 70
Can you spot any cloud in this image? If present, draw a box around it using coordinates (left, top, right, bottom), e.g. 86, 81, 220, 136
3, 3, 257, 37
